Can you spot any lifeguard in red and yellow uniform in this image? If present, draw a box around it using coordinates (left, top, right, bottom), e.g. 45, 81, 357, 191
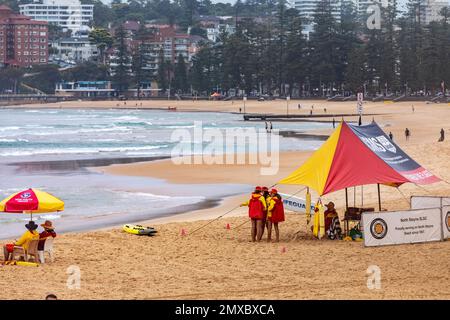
241, 186, 267, 242
267, 188, 285, 242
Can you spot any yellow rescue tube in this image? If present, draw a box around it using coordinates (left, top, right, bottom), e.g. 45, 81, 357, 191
123, 224, 157, 236
3, 260, 39, 267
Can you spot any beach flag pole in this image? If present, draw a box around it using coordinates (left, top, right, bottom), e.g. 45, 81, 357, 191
377, 184, 381, 211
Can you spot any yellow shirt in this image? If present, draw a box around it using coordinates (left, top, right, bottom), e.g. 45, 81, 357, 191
267, 197, 276, 217
15, 230, 39, 251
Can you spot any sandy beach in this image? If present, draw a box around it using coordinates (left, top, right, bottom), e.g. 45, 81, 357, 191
0, 99, 449, 300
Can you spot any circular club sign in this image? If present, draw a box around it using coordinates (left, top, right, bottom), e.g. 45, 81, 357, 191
370, 218, 388, 240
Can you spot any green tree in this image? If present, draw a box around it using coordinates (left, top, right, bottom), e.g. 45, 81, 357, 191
89, 28, 113, 64
157, 50, 172, 93
173, 54, 189, 93
132, 43, 152, 98
111, 25, 131, 93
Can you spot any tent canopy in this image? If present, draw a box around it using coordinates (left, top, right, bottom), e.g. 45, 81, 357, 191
279, 121, 440, 196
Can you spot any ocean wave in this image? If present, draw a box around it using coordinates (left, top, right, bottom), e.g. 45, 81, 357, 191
113, 121, 153, 127
115, 190, 205, 202
163, 125, 196, 129
24, 110, 59, 114
0, 138, 29, 143
28, 126, 132, 136
0, 145, 169, 157
0, 126, 20, 132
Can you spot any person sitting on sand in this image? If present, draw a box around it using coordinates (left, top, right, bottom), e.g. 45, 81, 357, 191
3, 221, 39, 261
324, 202, 342, 240
267, 189, 285, 242
240, 186, 267, 242
38, 220, 56, 251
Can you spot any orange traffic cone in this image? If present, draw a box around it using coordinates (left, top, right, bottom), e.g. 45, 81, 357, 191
281, 246, 286, 253
180, 228, 187, 236
226, 223, 231, 230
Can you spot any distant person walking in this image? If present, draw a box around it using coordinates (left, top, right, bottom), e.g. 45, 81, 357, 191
298, 104, 301, 110
310, 110, 313, 116
438, 128, 445, 142
405, 128, 410, 141
269, 121, 273, 133
389, 132, 393, 141
332, 117, 336, 128
412, 105, 415, 113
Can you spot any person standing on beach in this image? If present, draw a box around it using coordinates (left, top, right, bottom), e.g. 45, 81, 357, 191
439, 128, 445, 142
261, 187, 270, 237
405, 128, 410, 141
265, 121, 268, 133
269, 121, 273, 133
267, 189, 285, 242
389, 132, 393, 141
240, 186, 266, 242
332, 118, 336, 128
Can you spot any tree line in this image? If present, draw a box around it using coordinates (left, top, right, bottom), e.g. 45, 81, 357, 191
189, 0, 450, 97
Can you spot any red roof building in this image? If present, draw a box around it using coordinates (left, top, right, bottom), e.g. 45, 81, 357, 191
0, 5, 48, 67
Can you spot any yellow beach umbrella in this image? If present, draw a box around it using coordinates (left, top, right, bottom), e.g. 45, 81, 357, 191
0, 188, 64, 219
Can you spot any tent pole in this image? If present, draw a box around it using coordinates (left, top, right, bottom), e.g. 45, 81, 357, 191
353, 186, 355, 206
345, 188, 349, 210
377, 183, 381, 211
361, 185, 363, 207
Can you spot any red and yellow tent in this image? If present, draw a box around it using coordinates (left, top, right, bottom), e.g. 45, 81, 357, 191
279, 121, 440, 196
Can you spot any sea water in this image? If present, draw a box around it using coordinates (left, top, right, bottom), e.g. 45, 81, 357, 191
0, 108, 329, 238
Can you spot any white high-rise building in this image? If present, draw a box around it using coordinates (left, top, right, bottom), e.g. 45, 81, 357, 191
292, 0, 343, 24
420, 0, 449, 24
20, 0, 94, 33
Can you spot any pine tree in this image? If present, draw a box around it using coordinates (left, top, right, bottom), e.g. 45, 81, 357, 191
173, 54, 189, 93
132, 43, 152, 99
309, 0, 340, 96
111, 24, 131, 93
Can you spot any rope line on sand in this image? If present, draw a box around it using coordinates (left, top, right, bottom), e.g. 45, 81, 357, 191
187, 183, 278, 236
189, 183, 277, 235
396, 187, 411, 206
234, 186, 307, 231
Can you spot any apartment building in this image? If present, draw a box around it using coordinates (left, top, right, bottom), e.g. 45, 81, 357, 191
0, 5, 48, 67
20, 0, 93, 33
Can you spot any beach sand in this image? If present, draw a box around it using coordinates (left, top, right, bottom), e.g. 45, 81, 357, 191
0, 99, 449, 299
0, 214, 449, 300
